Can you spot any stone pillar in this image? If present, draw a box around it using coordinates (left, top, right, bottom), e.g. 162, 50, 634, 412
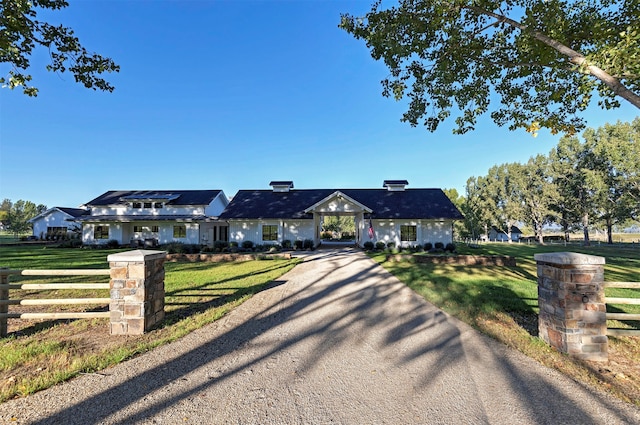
535, 252, 607, 362
107, 249, 166, 335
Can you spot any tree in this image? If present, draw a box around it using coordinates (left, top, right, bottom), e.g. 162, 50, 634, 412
5, 199, 46, 237
442, 188, 467, 238
0, 198, 11, 224
463, 176, 493, 240
513, 156, 558, 244
483, 163, 523, 242
1, 0, 119, 96
322, 216, 355, 239
582, 118, 640, 243
549, 134, 600, 245
340, 0, 640, 135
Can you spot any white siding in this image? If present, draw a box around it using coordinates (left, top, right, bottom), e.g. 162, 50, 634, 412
367, 219, 454, 247
82, 223, 123, 245
89, 205, 206, 217
31, 210, 77, 238
228, 220, 315, 245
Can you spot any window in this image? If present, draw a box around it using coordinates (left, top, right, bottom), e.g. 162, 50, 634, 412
132, 202, 142, 208
154, 202, 163, 208
400, 225, 417, 242
173, 225, 187, 238
134, 225, 158, 233
144, 202, 152, 208
94, 225, 109, 240
262, 225, 278, 241
47, 226, 67, 236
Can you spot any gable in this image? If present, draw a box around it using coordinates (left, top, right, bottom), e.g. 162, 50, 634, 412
304, 191, 372, 214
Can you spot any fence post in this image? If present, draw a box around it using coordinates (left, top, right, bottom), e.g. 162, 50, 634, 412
535, 252, 607, 362
107, 249, 166, 335
0, 268, 8, 338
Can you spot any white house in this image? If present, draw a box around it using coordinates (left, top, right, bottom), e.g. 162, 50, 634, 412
29, 207, 88, 239
76, 190, 229, 246
487, 225, 523, 242
218, 180, 464, 248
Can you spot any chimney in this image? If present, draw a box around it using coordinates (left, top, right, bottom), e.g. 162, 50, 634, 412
383, 180, 408, 191
269, 181, 294, 192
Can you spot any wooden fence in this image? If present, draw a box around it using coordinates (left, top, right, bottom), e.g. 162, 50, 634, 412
604, 281, 640, 337
0, 267, 111, 337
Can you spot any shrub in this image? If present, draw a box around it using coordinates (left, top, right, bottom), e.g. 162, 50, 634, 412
294, 240, 304, 250
164, 242, 185, 254
424, 242, 433, 251
386, 242, 395, 250
214, 240, 228, 252
363, 241, 374, 251
445, 243, 456, 253
321, 231, 333, 239
242, 240, 255, 250
303, 239, 314, 250
229, 241, 239, 248
282, 239, 292, 249
106, 239, 120, 249
375, 241, 386, 250
434, 242, 445, 250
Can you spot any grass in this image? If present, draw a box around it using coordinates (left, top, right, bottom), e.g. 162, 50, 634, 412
0, 245, 300, 402
371, 242, 640, 405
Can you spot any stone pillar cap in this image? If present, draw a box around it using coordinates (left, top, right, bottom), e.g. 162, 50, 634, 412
534, 251, 605, 265
107, 249, 167, 262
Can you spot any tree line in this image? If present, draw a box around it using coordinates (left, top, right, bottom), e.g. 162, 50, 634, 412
446, 118, 640, 245
0, 199, 47, 238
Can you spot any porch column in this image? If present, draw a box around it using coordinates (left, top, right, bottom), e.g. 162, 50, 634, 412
108, 249, 166, 335
535, 252, 607, 362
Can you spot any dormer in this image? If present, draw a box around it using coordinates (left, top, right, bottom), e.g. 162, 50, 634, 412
270, 181, 294, 192
383, 180, 409, 191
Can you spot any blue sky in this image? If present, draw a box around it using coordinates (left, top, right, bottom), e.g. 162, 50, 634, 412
1, 0, 638, 209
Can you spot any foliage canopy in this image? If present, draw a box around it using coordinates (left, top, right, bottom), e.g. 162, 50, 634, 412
340, 0, 640, 135
1, 0, 119, 96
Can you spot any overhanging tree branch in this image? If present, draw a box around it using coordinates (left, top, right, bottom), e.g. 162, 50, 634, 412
466, 5, 640, 109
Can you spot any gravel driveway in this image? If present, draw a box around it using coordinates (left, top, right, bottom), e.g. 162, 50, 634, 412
2, 248, 639, 424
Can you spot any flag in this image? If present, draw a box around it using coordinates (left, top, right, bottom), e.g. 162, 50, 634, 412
368, 219, 375, 239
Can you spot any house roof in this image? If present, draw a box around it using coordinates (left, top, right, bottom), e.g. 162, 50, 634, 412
490, 225, 523, 234
219, 188, 464, 220
84, 190, 225, 206
28, 207, 88, 223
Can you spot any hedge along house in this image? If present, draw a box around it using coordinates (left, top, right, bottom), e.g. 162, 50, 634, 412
29, 207, 88, 239
77, 190, 229, 247
218, 180, 464, 248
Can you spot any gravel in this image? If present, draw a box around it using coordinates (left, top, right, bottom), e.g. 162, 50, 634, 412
2, 248, 639, 424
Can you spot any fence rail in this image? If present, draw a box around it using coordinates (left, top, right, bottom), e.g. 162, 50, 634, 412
604, 281, 640, 337
0, 268, 111, 337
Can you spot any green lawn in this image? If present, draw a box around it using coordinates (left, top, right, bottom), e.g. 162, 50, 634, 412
0, 245, 300, 402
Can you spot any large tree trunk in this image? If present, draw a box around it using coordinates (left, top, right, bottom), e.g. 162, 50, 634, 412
535, 222, 544, 244
582, 212, 590, 246
561, 213, 570, 242
606, 217, 613, 244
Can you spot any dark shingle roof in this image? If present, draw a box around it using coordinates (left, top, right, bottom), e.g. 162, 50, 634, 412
219, 189, 463, 220
57, 207, 88, 218
85, 190, 224, 206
